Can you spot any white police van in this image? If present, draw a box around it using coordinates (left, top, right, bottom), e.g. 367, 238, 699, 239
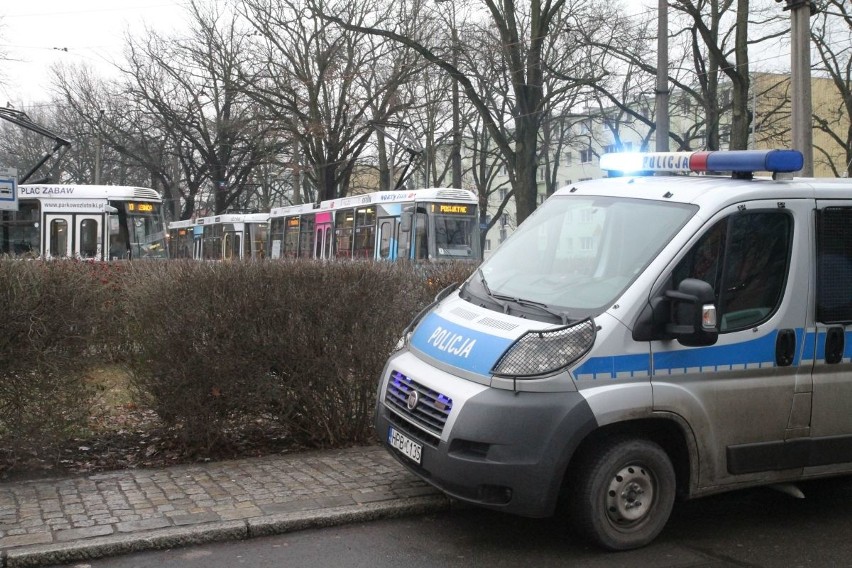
375, 149, 852, 550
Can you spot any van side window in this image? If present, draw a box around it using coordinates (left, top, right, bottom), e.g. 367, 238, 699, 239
674, 211, 792, 332
816, 207, 852, 324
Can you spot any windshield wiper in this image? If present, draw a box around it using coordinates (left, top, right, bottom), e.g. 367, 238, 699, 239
477, 269, 571, 324
476, 269, 510, 313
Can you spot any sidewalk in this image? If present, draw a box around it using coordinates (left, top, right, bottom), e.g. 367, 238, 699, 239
0, 445, 453, 568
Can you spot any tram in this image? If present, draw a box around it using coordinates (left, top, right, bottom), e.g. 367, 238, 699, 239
267, 188, 481, 262
167, 213, 269, 260
0, 184, 168, 260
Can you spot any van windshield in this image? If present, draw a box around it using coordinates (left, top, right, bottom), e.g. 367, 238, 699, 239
467, 196, 696, 321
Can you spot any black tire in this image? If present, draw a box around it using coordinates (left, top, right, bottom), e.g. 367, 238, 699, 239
569, 436, 676, 551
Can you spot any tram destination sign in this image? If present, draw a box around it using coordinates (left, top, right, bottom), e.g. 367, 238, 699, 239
432, 203, 472, 215
0, 167, 18, 212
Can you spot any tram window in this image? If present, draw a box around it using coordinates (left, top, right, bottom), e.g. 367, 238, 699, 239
299, 215, 316, 258
0, 203, 40, 257
335, 209, 355, 258
254, 225, 267, 259
323, 227, 332, 259
414, 212, 428, 260
80, 219, 98, 258
379, 219, 392, 259
223, 233, 237, 260
284, 217, 300, 257
354, 207, 376, 258
50, 219, 68, 257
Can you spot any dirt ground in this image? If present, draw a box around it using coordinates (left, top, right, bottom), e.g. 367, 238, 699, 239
0, 366, 305, 482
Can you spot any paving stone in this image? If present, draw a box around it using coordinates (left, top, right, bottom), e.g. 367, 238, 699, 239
168, 512, 222, 526
0, 532, 53, 548
0, 445, 442, 563
54, 524, 114, 542
116, 518, 172, 533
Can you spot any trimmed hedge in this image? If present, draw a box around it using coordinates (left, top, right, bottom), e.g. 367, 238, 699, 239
0, 259, 476, 460
0, 261, 125, 462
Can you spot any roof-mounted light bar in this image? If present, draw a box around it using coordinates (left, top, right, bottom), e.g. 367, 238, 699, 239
599, 149, 804, 176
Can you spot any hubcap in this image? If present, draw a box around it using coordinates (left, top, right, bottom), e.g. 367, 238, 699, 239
605, 464, 655, 525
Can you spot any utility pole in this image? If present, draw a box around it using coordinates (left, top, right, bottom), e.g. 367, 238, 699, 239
450, 20, 462, 189
435, 0, 462, 189
94, 109, 105, 185
655, 0, 669, 152
778, 0, 814, 176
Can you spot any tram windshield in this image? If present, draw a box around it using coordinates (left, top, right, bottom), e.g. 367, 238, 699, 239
109, 201, 168, 260
431, 203, 479, 260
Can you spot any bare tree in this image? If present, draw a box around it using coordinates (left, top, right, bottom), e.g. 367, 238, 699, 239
241, 0, 420, 201
811, 0, 852, 177
313, 0, 613, 225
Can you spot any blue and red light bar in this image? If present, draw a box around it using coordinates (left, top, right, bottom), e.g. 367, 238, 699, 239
599, 149, 804, 175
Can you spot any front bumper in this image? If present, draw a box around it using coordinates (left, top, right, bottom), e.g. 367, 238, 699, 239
375, 357, 597, 517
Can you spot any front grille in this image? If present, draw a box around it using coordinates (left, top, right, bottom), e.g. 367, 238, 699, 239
384, 370, 453, 439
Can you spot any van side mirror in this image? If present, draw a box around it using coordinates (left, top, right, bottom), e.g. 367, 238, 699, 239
666, 278, 718, 347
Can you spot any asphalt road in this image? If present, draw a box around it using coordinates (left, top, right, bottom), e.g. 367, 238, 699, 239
51, 477, 852, 568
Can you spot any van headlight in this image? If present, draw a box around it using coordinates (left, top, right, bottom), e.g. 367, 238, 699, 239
393, 331, 412, 352
490, 319, 596, 378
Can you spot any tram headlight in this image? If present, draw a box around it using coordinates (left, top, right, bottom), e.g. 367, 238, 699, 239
491, 319, 596, 378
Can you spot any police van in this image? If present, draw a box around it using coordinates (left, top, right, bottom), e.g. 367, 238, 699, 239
375, 149, 852, 550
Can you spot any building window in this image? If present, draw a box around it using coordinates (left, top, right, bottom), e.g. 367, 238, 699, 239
564, 151, 573, 165
580, 148, 594, 163
580, 236, 594, 250
485, 239, 492, 251
499, 228, 507, 243
604, 144, 617, 154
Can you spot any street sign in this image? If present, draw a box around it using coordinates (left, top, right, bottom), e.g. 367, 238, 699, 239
0, 167, 18, 212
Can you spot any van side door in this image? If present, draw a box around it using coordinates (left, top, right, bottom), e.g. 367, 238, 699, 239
806, 202, 852, 475
649, 199, 812, 490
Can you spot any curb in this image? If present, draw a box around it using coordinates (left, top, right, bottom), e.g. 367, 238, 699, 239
1, 495, 454, 568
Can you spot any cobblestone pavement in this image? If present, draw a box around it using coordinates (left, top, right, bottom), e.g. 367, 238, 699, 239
0, 446, 450, 567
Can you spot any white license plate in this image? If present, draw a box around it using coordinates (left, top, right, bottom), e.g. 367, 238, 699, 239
388, 426, 422, 464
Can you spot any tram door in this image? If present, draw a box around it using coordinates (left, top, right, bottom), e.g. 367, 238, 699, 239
377, 217, 399, 260
314, 212, 333, 259
44, 214, 73, 258
223, 232, 241, 260
45, 214, 103, 259
76, 215, 102, 259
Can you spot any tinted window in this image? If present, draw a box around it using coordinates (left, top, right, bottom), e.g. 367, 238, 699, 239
675, 211, 792, 332
817, 207, 852, 324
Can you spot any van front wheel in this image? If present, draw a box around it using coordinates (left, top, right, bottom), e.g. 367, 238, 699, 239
570, 437, 675, 550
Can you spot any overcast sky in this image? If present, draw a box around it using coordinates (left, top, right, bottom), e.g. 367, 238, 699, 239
1, 1, 189, 107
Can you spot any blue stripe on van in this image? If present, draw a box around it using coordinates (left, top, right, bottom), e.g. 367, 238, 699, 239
575, 328, 807, 380
804, 330, 852, 363
802, 331, 817, 361
410, 312, 514, 376
847, 331, 852, 360
573, 353, 650, 380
